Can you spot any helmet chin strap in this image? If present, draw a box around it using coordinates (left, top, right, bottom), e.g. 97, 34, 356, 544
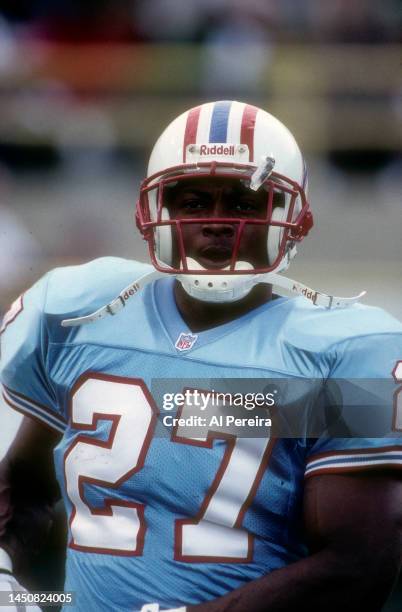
61, 270, 166, 327
61, 259, 366, 327
177, 257, 366, 307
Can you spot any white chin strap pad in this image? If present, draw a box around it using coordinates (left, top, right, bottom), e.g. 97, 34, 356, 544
267, 206, 284, 266
267, 205, 298, 272
155, 207, 172, 265
178, 257, 257, 303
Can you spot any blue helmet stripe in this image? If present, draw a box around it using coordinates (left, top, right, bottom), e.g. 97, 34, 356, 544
209, 101, 232, 143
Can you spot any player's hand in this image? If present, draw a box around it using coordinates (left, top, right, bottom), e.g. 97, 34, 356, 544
0, 571, 41, 612
140, 604, 186, 612
0, 549, 41, 612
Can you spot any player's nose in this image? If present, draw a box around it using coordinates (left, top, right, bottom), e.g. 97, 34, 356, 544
202, 223, 235, 238
201, 198, 235, 237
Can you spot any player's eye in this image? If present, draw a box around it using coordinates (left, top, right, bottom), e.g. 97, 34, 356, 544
230, 200, 260, 215
180, 198, 209, 213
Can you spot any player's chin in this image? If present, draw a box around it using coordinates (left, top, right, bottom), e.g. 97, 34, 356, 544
197, 256, 233, 270
174, 250, 233, 271
195, 248, 234, 269
172, 248, 238, 271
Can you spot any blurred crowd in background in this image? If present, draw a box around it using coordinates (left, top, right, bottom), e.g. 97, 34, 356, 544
0, 5, 401, 606
0, 0, 401, 319
0, 0, 401, 44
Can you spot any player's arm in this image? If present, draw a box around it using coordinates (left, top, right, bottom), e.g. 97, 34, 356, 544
186, 472, 402, 612
0, 416, 62, 576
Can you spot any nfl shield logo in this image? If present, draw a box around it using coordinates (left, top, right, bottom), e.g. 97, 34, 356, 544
175, 332, 198, 351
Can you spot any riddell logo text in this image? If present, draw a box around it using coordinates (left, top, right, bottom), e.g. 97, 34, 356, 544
293, 285, 318, 303
122, 283, 140, 301
199, 145, 235, 156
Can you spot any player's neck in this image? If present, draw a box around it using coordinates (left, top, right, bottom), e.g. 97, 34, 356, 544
173, 281, 273, 333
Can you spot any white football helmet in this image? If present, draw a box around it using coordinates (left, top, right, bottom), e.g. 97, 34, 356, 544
136, 100, 313, 302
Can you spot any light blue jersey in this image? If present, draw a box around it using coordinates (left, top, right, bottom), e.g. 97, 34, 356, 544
1, 257, 402, 612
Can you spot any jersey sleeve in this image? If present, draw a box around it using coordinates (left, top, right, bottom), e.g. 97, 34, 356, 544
305, 330, 402, 478
0, 274, 67, 433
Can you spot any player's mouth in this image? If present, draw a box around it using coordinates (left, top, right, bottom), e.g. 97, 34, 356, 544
197, 244, 233, 268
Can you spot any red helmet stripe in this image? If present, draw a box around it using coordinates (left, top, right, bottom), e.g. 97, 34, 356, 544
240, 104, 258, 162
183, 106, 202, 162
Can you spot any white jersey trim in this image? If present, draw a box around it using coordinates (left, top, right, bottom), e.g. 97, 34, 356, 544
2, 385, 66, 433
305, 447, 402, 478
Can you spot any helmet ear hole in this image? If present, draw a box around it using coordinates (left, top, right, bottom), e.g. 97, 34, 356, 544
155, 207, 173, 266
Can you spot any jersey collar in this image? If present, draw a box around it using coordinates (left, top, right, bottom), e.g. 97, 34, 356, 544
152, 277, 289, 354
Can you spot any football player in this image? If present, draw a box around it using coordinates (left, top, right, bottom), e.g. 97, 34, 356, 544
1, 101, 402, 612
